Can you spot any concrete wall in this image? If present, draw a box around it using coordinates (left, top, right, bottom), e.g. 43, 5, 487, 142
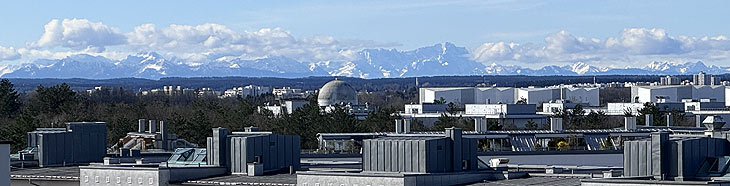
80, 166, 226, 186
297, 171, 496, 186
422, 88, 470, 105
517, 88, 554, 106
725, 87, 730, 106
692, 85, 725, 102
476, 87, 516, 104
167, 166, 227, 183
81, 167, 169, 186
564, 88, 600, 106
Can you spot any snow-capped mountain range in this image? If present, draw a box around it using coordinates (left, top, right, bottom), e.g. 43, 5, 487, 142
1, 42, 729, 79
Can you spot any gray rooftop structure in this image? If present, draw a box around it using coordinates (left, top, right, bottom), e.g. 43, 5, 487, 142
582, 115, 730, 185
362, 128, 478, 173
207, 127, 301, 176
110, 119, 198, 153
298, 127, 529, 186
23, 122, 107, 167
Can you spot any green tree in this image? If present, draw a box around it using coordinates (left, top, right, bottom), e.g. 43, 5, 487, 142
361, 107, 400, 132
524, 120, 538, 130
434, 97, 446, 104
408, 118, 429, 131
0, 79, 20, 118
637, 102, 660, 126
30, 83, 77, 115
585, 110, 608, 129
434, 113, 457, 130
516, 97, 527, 104
487, 119, 502, 131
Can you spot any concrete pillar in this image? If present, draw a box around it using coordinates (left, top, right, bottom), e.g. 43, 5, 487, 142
395, 119, 403, 134
651, 132, 669, 180
475, 118, 487, 133
208, 128, 228, 167
550, 118, 563, 132
403, 119, 411, 133
160, 120, 168, 150
665, 114, 673, 127
645, 115, 654, 126
445, 128, 463, 172
148, 120, 157, 133
138, 119, 147, 133
625, 117, 637, 130
696, 115, 703, 128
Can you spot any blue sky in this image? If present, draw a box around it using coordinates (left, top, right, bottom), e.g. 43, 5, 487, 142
1, 0, 730, 68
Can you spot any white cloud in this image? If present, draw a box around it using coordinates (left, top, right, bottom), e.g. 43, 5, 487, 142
14, 19, 730, 69
125, 24, 382, 63
10, 19, 395, 66
544, 30, 601, 54
32, 19, 127, 52
605, 28, 683, 55
0, 46, 21, 61
472, 28, 730, 67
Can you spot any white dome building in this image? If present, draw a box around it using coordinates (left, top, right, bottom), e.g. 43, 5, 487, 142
317, 79, 358, 107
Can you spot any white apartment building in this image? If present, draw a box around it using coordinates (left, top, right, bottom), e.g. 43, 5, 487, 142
631, 85, 726, 105
222, 85, 271, 98
419, 86, 599, 106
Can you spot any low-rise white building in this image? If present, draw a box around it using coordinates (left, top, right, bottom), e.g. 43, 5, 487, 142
258, 100, 310, 116
404, 103, 450, 114
607, 103, 645, 115
418, 86, 599, 106
542, 101, 589, 113
273, 87, 310, 99
631, 85, 726, 105
221, 85, 271, 98
401, 103, 547, 128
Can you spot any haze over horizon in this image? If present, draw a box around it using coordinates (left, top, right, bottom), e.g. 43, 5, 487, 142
1, 0, 730, 79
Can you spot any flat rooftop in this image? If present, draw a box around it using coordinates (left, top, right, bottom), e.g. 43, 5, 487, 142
181, 174, 296, 186
11, 166, 80, 181
470, 176, 582, 186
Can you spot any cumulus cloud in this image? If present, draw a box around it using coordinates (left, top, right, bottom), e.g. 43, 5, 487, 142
125, 23, 381, 63
11, 18, 397, 65
605, 28, 683, 55
32, 19, 126, 52
0, 46, 21, 61
472, 28, 730, 66
15, 19, 730, 69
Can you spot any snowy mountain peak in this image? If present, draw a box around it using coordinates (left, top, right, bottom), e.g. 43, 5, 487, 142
645, 61, 676, 71
1, 43, 729, 79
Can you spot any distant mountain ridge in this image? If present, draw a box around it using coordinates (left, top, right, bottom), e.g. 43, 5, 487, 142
2, 43, 729, 79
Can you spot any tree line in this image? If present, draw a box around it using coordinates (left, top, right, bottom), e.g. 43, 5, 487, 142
0, 79, 429, 152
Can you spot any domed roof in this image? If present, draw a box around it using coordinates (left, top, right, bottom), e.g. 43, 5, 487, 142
317, 79, 358, 106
